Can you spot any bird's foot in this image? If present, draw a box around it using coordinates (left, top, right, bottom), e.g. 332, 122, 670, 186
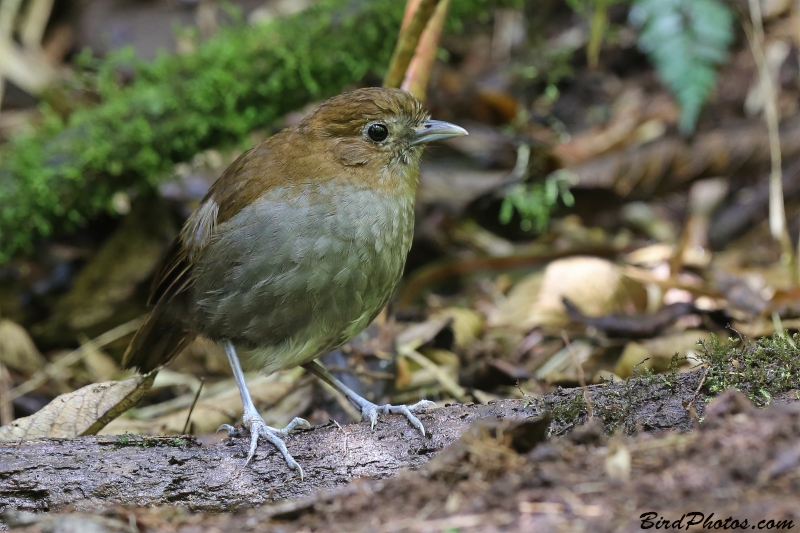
218, 414, 311, 478
361, 399, 436, 436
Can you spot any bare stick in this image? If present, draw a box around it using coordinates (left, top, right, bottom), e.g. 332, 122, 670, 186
0, 364, 13, 426
402, 0, 451, 101
685, 365, 710, 413
383, 0, 440, 89
744, 0, 794, 282
182, 377, 205, 435
561, 331, 594, 420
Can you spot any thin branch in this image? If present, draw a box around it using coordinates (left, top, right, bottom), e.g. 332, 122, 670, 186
744, 0, 794, 282
561, 331, 594, 420
383, 0, 440, 89
0, 364, 13, 426
398, 346, 468, 402
20, 0, 53, 49
182, 377, 205, 434
401, 0, 451, 101
685, 365, 710, 413
2, 317, 144, 410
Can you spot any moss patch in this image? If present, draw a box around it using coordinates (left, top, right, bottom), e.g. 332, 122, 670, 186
539, 332, 800, 436
697, 332, 800, 406
110, 434, 189, 450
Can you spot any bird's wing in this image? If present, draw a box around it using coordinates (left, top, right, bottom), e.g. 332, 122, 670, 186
149, 126, 309, 307
149, 144, 264, 306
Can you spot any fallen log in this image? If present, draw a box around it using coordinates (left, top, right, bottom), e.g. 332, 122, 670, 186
0, 367, 722, 518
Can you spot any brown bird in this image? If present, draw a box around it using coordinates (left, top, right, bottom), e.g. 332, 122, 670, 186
123, 87, 467, 477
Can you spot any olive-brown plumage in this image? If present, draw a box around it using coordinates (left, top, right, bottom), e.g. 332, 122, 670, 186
123, 87, 467, 475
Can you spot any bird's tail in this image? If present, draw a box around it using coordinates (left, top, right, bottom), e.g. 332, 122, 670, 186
123, 309, 196, 373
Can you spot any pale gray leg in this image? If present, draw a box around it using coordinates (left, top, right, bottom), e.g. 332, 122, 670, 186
217, 340, 311, 478
302, 360, 435, 435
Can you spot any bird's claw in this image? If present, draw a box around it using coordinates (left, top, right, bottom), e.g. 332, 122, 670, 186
361, 399, 436, 436
217, 416, 311, 479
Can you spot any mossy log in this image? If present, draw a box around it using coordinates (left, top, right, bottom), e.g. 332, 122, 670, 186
0, 367, 710, 515
4, 335, 797, 517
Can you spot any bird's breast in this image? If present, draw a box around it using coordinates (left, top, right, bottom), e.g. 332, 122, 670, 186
188, 181, 415, 367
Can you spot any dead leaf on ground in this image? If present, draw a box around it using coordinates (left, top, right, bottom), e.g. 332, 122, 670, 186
492, 256, 648, 330
615, 330, 710, 378
431, 307, 484, 349
0, 319, 48, 376
0, 371, 156, 440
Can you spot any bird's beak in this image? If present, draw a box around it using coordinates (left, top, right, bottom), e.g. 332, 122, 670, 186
410, 120, 468, 146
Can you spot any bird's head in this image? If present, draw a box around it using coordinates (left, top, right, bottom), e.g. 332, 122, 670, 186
300, 87, 467, 192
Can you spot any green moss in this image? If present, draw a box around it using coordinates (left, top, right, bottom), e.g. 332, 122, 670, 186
111, 434, 189, 449
534, 334, 799, 438
697, 332, 800, 406
0, 0, 522, 262
545, 354, 685, 436
546, 390, 590, 436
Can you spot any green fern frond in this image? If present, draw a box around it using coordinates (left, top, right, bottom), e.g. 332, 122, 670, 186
630, 0, 734, 134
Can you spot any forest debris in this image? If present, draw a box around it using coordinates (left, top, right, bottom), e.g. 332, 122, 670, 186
399, 346, 466, 401
395, 316, 452, 349
492, 256, 647, 330
103, 370, 309, 436
621, 203, 679, 244
710, 160, 800, 249
431, 307, 483, 349
0, 364, 12, 426
80, 346, 119, 383
568, 116, 800, 198
418, 159, 509, 211
3, 317, 144, 410
709, 267, 769, 317
553, 87, 648, 166
563, 298, 698, 338
604, 440, 631, 481
614, 330, 710, 378
0, 371, 156, 439
32, 199, 175, 342
0, 319, 47, 376
676, 178, 729, 268
398, 245, 621, 307
534, 339, 593, 383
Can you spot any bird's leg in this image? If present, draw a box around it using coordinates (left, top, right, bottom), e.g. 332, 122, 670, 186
217, 340, 311, 477
302, 360, 435, 435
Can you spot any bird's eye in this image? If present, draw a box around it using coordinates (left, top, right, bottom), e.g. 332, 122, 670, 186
367, 123, 389, 143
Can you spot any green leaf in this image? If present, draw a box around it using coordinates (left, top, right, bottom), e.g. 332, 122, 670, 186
499, 170, 575, 232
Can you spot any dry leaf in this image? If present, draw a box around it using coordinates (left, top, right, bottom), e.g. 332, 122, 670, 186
0, 319, 48, 376
0, 372, 156, 440
432, 307, 484, 349
605, 440, 631, 481
395, 316, 452, 350
82, 348, 120, 383
492, 257, 647, 330
615, 331, 710, 378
